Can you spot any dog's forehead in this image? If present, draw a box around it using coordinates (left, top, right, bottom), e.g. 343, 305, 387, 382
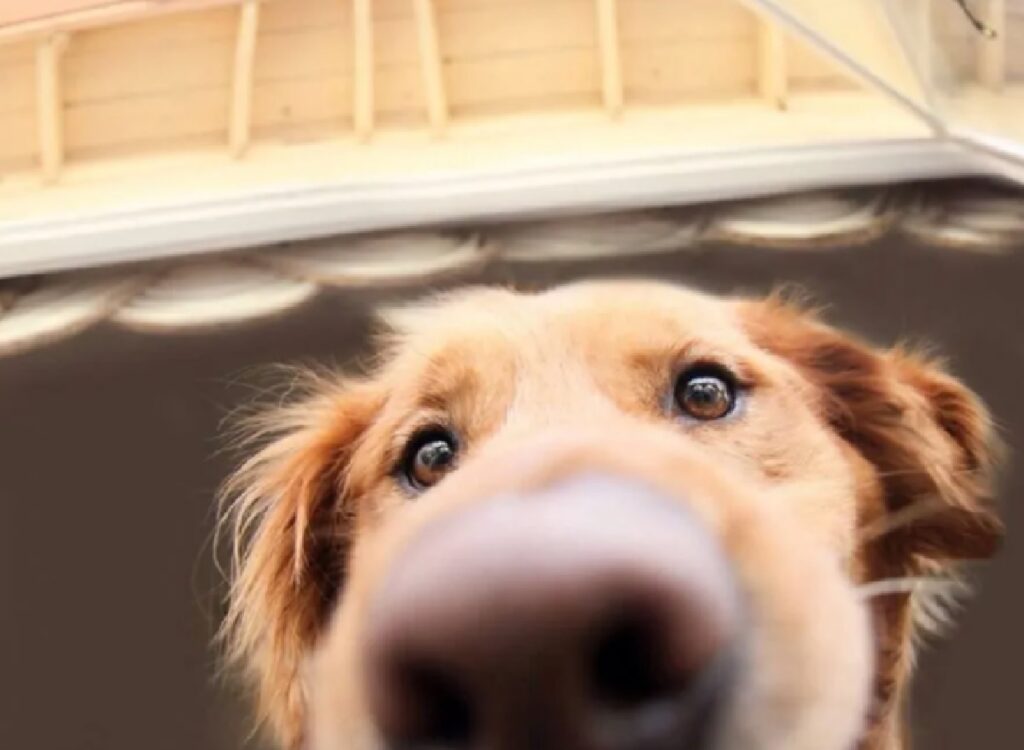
540, 281, 747, 343
383, 281, 751, 357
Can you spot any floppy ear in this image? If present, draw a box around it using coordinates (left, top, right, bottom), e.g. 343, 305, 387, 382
741, 297, 1003, 566
218, 372, 384, 750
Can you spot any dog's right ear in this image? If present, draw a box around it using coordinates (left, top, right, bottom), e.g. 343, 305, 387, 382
739, 295, 1003, 566
218, 371, 384, 750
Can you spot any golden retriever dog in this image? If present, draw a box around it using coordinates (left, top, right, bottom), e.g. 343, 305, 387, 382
219, 280, 1002, 750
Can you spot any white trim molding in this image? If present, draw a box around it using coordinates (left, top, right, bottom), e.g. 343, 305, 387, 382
0, 139, 986, 280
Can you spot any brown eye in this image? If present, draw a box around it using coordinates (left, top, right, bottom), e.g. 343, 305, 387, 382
674, 368, 736, 421
402, 429, 458, 491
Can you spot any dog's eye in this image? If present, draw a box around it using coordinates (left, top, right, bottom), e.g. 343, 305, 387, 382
402, 429, 458, 491
674, 366, 736, 421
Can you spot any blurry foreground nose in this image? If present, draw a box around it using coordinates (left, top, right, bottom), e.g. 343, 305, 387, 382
364, 474, 742, 750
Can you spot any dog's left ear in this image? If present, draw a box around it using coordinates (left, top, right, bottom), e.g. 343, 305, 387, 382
218, 371, 386, 749
741, 297, 1003, 565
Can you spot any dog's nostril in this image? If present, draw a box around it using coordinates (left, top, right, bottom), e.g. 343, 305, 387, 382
591, 613, 675, 709
388, 662, 474, 747
382, 659, 477, 745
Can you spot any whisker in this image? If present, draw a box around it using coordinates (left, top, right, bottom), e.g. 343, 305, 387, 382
846, 465, 979, 501
870, 465, 977, 482
857, 576, 954, 601
856, 496, 947, 547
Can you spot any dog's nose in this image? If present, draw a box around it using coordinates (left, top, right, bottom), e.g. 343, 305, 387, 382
364, 474, 742, 750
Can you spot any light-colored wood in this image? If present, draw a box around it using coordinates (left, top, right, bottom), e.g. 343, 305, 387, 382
595, 0, 624, 116
910, 0, 932, 85
0, 89, 936, 219
0, 41, 37, 170
3, 0, 1017, 280
977, 0, 1006, 89
229, 0, 261, 157
1011, 7, 1024, 82
375, 0, 602, 120
0, 112, 35, 170
252, 0, 352, 139
0, 0, 882, 168
0, 86, 957, 279
786, 37, 855, 92
945, 84, 1024, 146
1, 1, 118, 27
63, 8, 236, 157
0, 0, 902, 174
931, 0, 976, 82
35, 33, 68, 182
757, 20, 787, 109
620, 0, 752, 104
435, 0, 598, 116
0, 0, 950, 217
352, 0, 374, 139
0, 0, 256, 44
411, 0, 448, 134
736, 0, 928, 112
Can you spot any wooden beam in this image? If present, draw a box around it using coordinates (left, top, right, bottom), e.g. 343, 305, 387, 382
229, 0, 261, 158
35, 33, 68, 183
976, 0, 1006, 90
412, 0, 449, 135
594, 0, 624, 116
757, 20, 787, 110
353, 0, 374, 140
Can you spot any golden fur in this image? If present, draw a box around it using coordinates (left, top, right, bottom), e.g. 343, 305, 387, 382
218, 280, 1002, 750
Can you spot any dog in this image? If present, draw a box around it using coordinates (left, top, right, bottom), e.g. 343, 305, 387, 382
219, 280, 1002, 750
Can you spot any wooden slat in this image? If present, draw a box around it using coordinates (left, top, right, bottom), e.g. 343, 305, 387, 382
0, 0, 257, 45
229, 0, 260, 157
757, 20, 787, 109
35, 33, 68, 182
352, 0, 374, 139
411, 0, 448, 134
595, 0, 624, 116
977, 0, 1006, 89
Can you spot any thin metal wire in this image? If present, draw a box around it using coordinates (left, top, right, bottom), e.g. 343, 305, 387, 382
952, 0, 998, 38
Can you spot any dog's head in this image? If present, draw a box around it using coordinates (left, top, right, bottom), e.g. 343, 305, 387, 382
219, 281, 1002, 750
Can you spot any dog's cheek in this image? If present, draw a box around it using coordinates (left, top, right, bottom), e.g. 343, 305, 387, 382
307, 586, 382, 750
717, 506, 873, 750
736, 420, 866, 558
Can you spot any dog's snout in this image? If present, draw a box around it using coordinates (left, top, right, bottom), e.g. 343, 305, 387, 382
364, 474, 742, 750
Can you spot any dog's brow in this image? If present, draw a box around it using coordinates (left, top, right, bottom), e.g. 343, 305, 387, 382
612, 336, 758, 383
411, 367, 478, 411
400, 352, 509, 424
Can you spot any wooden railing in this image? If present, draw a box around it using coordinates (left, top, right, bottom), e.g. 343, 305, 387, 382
0, 0, 1014, 185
